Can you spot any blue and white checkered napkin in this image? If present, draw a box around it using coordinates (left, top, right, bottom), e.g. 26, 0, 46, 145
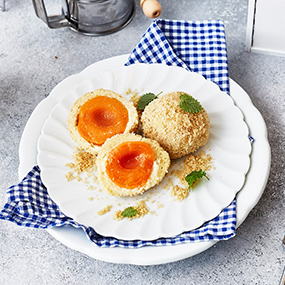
125, 19, 230, 94
0, 19, 237, 248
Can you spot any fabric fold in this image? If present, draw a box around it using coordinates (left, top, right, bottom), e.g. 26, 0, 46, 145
126, 19, 230, 94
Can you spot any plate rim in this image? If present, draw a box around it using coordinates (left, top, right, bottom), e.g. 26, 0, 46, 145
18, 54, 271, 265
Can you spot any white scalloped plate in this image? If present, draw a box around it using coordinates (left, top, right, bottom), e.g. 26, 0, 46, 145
19, 54, 270, 265
37, 63, 251, 241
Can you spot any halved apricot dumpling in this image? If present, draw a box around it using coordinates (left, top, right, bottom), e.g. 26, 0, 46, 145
77, 96, 129, 146
67, 89, 138, 154
106, 141, 155, 189
97, 133, 170, 197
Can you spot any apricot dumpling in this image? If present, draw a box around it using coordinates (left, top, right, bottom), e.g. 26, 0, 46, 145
96, 133, 170, 197
141, 91, 210, 159
67, 89, 138, 154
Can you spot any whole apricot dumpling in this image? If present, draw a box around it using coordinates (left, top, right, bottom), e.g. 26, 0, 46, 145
96, 133, 170, 197
141, 91, 210, 159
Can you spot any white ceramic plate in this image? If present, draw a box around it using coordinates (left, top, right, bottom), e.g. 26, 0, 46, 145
18, 55, 270, 265
37, 63, 251, 241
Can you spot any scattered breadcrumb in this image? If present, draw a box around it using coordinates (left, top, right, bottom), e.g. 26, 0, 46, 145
65, 147, 97, 182
113, 210, 123, 221
156, 203, 164, 209
170, 151, 213, 201
87, 185, 96, 191
97, 205, 112, 216
113, 200, 149, 221
65, 172, 75, 181
171, 185, 189, 201
175, 151, 213, 187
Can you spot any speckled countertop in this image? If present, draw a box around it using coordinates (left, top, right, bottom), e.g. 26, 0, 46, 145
0, 0, 284, 284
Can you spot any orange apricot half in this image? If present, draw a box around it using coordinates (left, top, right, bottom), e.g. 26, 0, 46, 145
77, 96, 129, 146
105, 141, 155, 189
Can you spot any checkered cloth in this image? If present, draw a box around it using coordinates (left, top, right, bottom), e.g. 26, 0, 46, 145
125, 19, 230, 94
0, 19, 237, 248
0, 166, 236, 247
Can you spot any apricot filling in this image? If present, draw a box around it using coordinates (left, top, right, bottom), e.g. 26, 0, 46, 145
77, 96, 129, 145
106, 141, 155, 189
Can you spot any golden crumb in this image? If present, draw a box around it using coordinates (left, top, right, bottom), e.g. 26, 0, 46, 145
156, 203, 164, 209
185, 151, 213, 171
171, 185, 189, 201
167, 177, 174, 187
129, 90, 143, 134
113, 210, 124, 221
65, 171, 75, 181
170, 151, 213, 201
136, 200, 149, 218
88, 197, 94, 201
87, 185, 96, 191
97, 205, 112, 216
65, 147, 97, 182
175, 151, 213, 188
72, 147, 97, 174
113, 200, 149, 221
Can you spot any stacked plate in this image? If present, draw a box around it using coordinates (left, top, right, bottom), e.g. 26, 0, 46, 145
18, 55, 270, 265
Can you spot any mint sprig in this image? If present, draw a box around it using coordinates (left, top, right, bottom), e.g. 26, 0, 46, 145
137, 91, 162, 110
179, 93, 203, 113
121, 206, 138, 218
185, 169, 209, 189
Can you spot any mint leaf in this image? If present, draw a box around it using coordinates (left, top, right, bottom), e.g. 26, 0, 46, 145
137, 91, 162, 110
185, 169, 209, 189
179, 93, 203, 113
121, 206, 138, 218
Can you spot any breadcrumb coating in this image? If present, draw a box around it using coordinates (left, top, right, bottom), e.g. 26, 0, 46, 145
141, 91, 210, 159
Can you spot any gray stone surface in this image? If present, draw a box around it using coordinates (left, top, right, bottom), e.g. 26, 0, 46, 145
0, 0, 284, 284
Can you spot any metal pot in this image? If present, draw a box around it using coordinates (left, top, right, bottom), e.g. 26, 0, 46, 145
32, 0, 135, 36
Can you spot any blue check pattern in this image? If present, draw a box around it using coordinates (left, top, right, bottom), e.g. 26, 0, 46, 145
0, 19, 237, 248
125, 19, 230, 94
0, 166, 236, 247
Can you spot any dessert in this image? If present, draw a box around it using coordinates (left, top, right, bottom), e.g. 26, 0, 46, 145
141, 91, 210, 159
67, 89, 138, 154
96, 133, 170, 197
